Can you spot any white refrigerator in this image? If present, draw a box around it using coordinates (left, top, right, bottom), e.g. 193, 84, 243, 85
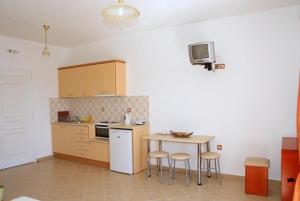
109, 129, 133, 174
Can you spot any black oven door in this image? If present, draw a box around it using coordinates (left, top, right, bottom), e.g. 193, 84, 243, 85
95, 125, 109, 138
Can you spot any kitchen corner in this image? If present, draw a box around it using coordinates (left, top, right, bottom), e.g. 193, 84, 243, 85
49, 60, 150, 175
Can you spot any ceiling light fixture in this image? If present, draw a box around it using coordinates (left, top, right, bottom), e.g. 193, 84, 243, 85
102, 0, 140, 22
42, 25, 50, 57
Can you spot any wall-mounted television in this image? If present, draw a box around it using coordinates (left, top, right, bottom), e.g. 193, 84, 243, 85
188, 41, 215, 65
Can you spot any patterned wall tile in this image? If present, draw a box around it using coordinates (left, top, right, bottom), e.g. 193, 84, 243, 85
49, 96, 149, 123
49, 98, 71, 121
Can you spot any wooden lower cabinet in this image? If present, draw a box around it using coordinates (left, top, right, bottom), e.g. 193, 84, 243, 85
281, 137, 300, 201
52, 123, 149, 172
132, 126, 149, 173
52, 123, 109, 167
89, 141, 109, 162
52, 124, 75, 155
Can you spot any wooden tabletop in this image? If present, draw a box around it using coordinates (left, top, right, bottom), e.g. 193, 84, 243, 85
143, 133, 214, 144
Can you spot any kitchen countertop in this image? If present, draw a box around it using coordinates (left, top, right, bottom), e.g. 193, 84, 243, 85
51, 121, 94, 125
51, 121, 148, 129
109, 124, 148, 129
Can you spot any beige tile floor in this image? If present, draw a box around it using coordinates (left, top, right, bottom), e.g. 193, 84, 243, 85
0, 158, 280, 201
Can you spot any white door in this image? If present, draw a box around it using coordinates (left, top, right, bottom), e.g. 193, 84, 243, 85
109, 129, 133, 174
0, 74, 34, 169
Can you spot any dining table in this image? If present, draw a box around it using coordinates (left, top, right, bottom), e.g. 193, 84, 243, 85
144, 133, 215, 185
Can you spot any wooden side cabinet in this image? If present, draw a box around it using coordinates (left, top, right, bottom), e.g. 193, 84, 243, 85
281, 137, 300, 201
58, 60, 126, 97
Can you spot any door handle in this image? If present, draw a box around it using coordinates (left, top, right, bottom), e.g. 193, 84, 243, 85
288, 178, 296, 183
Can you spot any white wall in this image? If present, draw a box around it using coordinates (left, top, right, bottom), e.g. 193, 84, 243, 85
0, 35, 69, 159
65, 6, 300, 179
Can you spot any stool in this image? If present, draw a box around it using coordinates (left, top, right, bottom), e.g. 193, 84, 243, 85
170, 153, 191, 185
201, 152, 222, 184
245, 157, 270, 196
147, 151, 171, 184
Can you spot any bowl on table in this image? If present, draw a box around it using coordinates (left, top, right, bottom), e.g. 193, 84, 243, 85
170, 130, 193, 138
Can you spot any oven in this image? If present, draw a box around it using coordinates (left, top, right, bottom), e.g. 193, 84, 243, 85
95, 124, 109, 140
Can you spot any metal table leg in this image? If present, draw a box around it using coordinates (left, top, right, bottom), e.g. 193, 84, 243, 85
197, 143, 202, 185
207, 142, 211, 178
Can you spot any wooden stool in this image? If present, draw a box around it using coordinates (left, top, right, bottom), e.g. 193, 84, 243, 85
170, 153, 191, 185
147, 151, 171, 184
245, 157, 270, 196
201, 152, 222, 184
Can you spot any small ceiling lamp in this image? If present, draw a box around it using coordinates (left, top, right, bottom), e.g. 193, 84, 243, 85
42, 25, 50, 56
102, 0, 140, 22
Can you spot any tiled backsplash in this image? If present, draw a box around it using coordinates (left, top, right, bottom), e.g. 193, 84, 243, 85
49, 96, 149, 123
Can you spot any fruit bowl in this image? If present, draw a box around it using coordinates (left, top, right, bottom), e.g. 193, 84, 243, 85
170, 130, 193, 138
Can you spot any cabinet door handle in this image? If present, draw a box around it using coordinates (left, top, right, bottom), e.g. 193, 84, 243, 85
288, 178, 296, 183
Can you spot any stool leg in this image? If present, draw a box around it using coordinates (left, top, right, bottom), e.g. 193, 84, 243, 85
160, 158, 163, 184
214, 159, 218, 179
156, 158, 159, 176
187, 159, 191, 181
167, 157, 171, 185
185, 160, 189, 186
170, 159, 174, 183
217, 158, 222, 185
146, 156, 151, 179
206, 159, 210, 175
172, 160, 176, 179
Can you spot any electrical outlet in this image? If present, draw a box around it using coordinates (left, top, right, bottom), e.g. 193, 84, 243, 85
217, 144, 223, 150
220, 64, 225, 69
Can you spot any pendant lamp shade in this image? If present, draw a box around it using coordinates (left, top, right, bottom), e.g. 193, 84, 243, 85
102, 0, 140, 21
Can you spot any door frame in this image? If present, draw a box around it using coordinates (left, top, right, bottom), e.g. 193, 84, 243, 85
0, 69, 36, 169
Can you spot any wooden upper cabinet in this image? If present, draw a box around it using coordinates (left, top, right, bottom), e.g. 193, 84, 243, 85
58, 60, 126, 97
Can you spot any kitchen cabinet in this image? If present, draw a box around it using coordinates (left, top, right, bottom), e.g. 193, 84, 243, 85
89, 141, 109, 162
58, 60, 126, 97
51, 123, 149, 171
51, 123, 109, 168
52, 124, 76, 156
72, 125, 90, 158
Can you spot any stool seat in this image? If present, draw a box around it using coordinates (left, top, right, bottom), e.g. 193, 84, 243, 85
171, 153, 190, 160
201, 152, 220, 159
245, 157, 270, 168
149, 151, 169, 158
